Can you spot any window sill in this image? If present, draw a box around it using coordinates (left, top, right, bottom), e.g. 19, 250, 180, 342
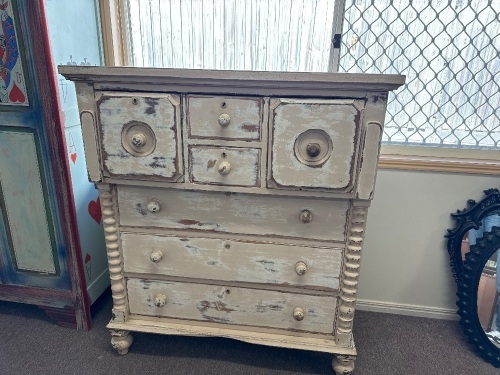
379, 145, 500, 175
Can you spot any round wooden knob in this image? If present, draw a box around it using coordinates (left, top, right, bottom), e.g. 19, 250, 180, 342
293, 307, 305, 321
218, 161, 231, 175
153, 294, 167, 307
299, 209, 312, 223
306, 143, 321, 157
295, 261, 307, 275
150, 250, 163, 263
147, 200, 161, 213
218, 113, 231, 127
131, 133, 147, 147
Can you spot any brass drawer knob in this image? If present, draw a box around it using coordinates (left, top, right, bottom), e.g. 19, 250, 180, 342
293, 307, 305, 321
147, 200, 161, 213
218, 161, 231, 175
150, 250, 163, 263
306, 142, 321, 157
299, 209, 312, 223
218, 113, 231, 127
131, 132, 147, 148
295, 261, 307, 275
153, 294, 167, 307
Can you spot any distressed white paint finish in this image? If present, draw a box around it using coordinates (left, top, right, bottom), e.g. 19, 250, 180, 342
127, 278, 337, 334
189, 146, 260, 187
75, 82, 102, 182
63, 66, 403, 370
121, 233, 342, 291
118, 187, 348, 242
0, 130, 55, 273
357, 122, 383, 200
97, 92, 181, 179
187, 95, 262, 140
270, 99, 363, 191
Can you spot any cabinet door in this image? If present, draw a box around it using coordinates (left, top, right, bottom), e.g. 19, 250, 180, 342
0, 1, 70, 290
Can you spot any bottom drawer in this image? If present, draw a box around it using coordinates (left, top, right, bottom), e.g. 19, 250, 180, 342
127, 278, 337, 334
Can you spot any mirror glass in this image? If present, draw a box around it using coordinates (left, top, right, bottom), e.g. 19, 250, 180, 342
468, 214, 500, 349
477, 248, 500, 348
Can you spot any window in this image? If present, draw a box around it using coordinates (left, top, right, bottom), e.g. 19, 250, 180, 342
101, 0, 500, 173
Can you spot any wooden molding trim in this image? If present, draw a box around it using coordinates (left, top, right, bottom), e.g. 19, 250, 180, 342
99, 0, 126, 66
379, 154, 500, 175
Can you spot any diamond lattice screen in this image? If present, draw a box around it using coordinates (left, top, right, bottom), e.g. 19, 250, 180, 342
339, 0, 500, 148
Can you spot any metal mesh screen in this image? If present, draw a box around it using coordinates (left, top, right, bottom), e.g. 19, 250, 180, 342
339, 0, 500, 148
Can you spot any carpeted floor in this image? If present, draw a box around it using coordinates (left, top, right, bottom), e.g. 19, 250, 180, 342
0, 290, 497, 375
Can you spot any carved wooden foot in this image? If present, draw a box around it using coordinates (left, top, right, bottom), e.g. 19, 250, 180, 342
110, 329, 133, 355
332, 354, 356, 375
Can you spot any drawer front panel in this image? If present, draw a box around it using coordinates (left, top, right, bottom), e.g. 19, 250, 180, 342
118, 187, 348, 242
127, 278, 336, 333
187, 95, 262, 140
189, 146, 260, 187
97, 92, 181, 179
270, 99, 363, 191
122, 233, 342, 291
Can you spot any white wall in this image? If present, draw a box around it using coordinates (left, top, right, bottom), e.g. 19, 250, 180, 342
356, 169, 500, 319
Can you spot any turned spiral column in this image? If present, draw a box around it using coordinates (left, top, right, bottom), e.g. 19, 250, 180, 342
335, 203, 368, 347
97, 184, 128, 322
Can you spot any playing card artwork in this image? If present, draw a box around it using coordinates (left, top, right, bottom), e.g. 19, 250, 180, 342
0, 0, 28, 106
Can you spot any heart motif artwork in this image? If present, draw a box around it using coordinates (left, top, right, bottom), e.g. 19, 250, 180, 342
70, 153, 77, 164
88, 198, 102, 224
8, 82, 26, 103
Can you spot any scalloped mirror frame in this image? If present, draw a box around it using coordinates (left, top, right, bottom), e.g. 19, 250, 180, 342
446, 188, 500, 284
456, 227, 500, 368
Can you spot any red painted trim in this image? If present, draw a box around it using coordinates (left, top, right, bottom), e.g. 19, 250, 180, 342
0, 284, 74, 306
23, 0, 92, 330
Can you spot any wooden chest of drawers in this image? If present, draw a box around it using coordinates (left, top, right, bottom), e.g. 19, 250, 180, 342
60, 66, 404, 374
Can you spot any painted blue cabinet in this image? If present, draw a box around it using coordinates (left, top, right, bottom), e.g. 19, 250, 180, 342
0, 0, 108, 329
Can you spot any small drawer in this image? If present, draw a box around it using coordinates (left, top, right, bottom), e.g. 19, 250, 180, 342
127, 278, 337, 334
189, 146, 260, 187
118, 186, 349, 242
96, 91, 182, 180
269, 98, 364, 191
121, 233, 342, 291
187, 95, 262, 141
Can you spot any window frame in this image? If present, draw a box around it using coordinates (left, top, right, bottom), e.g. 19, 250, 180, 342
99, 0, 500, 175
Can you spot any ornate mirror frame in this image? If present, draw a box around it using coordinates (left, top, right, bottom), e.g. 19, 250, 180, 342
456, 227, 500, 368
446, 188, 500, 284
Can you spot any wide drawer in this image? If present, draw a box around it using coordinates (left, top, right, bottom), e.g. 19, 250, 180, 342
187, 95, 262, 141
189, 146, 260, 187
121, 233, 342, 291
118, 186, 348, 242
127, 278, 336, 334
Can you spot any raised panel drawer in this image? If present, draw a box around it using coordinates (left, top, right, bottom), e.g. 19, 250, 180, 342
187, 95, 262, 141
189, 146, 260, 187
121, 233, 342, 291
269, 99, 363, 191
118, 186, 348, 242
127, 278, 336, 333
96, 91, 182, 180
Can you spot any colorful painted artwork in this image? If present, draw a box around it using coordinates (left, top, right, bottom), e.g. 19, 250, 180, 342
0, 0, 28, 105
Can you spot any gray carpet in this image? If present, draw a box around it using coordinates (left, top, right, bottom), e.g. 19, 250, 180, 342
0, 290, 497, 375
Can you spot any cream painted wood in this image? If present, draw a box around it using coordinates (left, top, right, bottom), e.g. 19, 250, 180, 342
117, 186, 349, 242
189, 146, 261, 187
61, 66, 404, 375
96, 91, 182, 180
121, 233, 343, 291
269, 99, 363, 192
127, 278, 337, 334
187, 95, 262, 141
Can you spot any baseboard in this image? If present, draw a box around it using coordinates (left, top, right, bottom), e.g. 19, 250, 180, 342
356, 299, 459, 320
